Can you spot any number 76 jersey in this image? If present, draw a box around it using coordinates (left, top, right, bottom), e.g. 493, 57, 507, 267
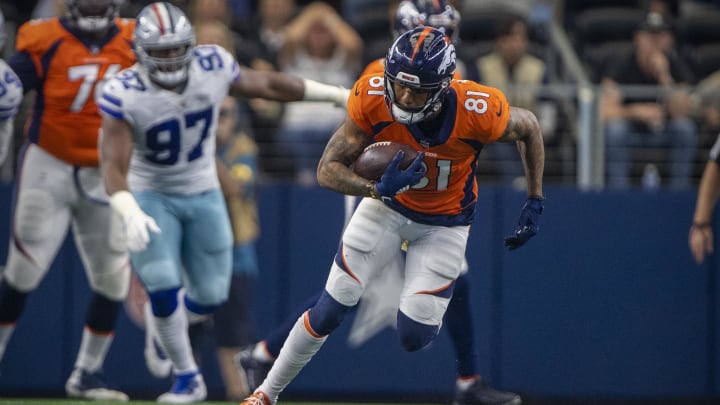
12, 17, 136, 167
348, 75, 510, 226
99, 45, 240, 195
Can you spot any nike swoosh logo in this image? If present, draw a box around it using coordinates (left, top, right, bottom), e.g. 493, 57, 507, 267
496, 103, 503, 117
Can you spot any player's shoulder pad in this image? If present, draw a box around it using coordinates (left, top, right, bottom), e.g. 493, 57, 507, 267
105, 67, 148, 95
451, 79, 509, 121
15, 18, 64, 53
99, 67, 146, 121
192, 44, 239, 79
115, 18, 136, 41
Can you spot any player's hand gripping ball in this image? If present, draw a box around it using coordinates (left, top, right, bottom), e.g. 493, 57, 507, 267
352, 141, 419, 181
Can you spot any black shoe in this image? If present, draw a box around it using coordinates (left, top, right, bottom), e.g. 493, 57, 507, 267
234, 344, 273, 391
453, 377, 521, 405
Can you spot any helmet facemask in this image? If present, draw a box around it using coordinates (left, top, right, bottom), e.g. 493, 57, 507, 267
66, 0, 120, 33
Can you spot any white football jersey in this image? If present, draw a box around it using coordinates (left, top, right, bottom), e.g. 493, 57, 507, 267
0, 59, 22, 164
99, 44, 240, 194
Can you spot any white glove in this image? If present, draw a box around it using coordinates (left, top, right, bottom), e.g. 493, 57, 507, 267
109, 190, 161, 252
302, 78, 350, 109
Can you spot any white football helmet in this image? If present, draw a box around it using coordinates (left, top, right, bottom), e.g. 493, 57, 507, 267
65, 0, 122, 33
134, 2, 195, 87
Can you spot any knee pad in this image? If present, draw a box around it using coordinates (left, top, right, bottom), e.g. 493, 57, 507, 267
307, 290, 352, 336
325, 260, 365, 307
397, 310, 439, 352
87, 258, 131, 301
148, 288, 181, 317
399, 287, 452, 326
3, 249, 47, 292
185, 277, 229, 310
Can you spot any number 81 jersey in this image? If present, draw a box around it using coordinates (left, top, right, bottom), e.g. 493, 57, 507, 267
99, 45, 240, 195
348, 75, 510, 226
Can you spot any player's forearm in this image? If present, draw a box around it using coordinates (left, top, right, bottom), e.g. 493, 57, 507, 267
512, 109, 545, 197
519, 128, 545, 197
102, 165, 129, 196
317, 160, 376, 198
693, 161, 720, 225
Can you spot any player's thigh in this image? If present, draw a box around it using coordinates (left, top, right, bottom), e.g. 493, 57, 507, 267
326, 198, 405, 304
181, 189, 233, 306
131, 191, 183, 293
4, 146, 74, 290
400, 224, 469, 325
72, 170, 130, 300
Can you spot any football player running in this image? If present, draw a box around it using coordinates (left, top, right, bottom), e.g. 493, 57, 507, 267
237, 2, 522, 404
241, 26, 544, 405
0, 9, 22, 167
99, 2, 348, 403
0, 0, 134, 400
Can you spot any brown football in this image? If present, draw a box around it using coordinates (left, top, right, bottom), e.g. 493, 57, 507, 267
352, 141, 419, 181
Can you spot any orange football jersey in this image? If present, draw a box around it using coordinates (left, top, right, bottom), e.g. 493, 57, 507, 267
360, 57, 463, 80
348, 74, 509, 225
16, 18, 136, 166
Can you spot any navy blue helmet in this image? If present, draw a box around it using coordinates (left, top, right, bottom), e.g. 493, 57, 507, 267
384, 26, 456, 124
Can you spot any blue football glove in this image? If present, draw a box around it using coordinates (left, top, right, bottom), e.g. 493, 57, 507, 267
504, 196, 544, 250
375, 151, 426, 198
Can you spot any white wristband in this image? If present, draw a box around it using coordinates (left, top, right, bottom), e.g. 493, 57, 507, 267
109, 190, 143, 218
303, 78, 350, 108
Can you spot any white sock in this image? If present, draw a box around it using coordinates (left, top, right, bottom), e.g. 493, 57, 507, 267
457, 375, 479, 390
0, 324, 16, 362
74, 328, 113, 372
154, 304, 198, 375
257, 312, 327, 403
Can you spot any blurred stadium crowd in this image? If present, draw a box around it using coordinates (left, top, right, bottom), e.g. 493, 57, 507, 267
1, 0, 720, 188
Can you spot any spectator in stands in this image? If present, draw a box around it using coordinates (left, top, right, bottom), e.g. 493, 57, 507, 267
189, 0, 245, 33
601, 11, 696, 189
275, 1, 362, 184
235, 0, 300, 179
467, 15, 556, 184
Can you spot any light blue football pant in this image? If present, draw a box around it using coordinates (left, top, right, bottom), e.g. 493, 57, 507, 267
130, 188, 233, 306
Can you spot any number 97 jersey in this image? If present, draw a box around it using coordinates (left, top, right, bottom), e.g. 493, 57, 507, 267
99, 44, 240, 195
348, 75, 510, 226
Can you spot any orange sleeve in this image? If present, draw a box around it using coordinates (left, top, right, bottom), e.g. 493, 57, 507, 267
485, 85, 510, 143
15, 19, 60, 77
452, 81, 509, 144
115, 17, 136, 40
347, 74, 383, 135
